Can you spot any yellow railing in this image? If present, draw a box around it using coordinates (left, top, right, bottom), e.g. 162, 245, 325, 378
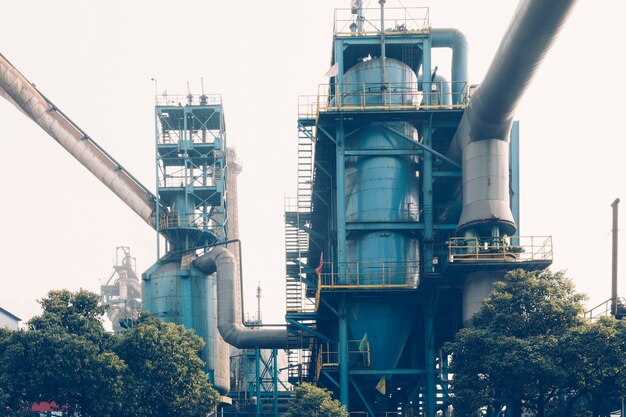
298, 82, 469, 119
285, 280, 320, 314
318, 340, 371, 368
333, 7, 430, 36
448, 235, 553, 263
159, 211, 220, 234
318, 261, 419, 289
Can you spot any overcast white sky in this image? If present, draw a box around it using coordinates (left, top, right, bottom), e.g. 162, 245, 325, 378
1, 0, 625, 325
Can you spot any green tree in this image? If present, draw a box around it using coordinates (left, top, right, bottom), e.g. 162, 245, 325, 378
446, 269, 588, 417
558, 317, 626, 416
0, 290, 220, 417
3, 330, 125, 416
1, 290, 125, 416
0, 328, 12, 416
284, 383, 348, 417
29, 289, 109, 343
114, 314, 220, 417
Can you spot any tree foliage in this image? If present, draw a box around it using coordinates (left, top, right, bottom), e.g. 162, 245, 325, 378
115, 315, 220, 417
0, 289, 219, 417
284, 383, 348, 417
446, 269, 626, 417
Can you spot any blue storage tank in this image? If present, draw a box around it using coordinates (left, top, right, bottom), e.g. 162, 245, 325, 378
341, 57, 420, 371
143, 259, 230, 394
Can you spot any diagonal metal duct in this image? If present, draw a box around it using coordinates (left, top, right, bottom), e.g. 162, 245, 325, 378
0, 53, 158, 229
450, 0, 578, 234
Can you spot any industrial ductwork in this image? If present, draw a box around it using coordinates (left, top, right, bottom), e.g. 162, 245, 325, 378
430, 28, 467, 105
450, 0, 578, 235
194, 247, 293, 349
0, 53, 157, 229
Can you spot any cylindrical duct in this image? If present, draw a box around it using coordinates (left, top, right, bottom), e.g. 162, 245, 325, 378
457, 139, 516, 235
430, 28, 468, 105
225, 148, 243, 324
194, 248, 294, 349
0, 53, 157, 229
448, 0, 579, 162
462, 270, 507, 324
447, 0, 577, 238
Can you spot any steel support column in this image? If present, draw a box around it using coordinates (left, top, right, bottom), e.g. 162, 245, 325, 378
256, 348, 261, 417
339, 297, 349, 408
424, 297, 436, 416
510, 121, 520, 247
422, 38, 434, 273
273, 348, 278, 417
336, 120, 347, 282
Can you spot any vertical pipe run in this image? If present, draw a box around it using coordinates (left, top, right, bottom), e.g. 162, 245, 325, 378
611, 198, 620, 315
422, 38, 434, 273
510, 122, 520, 247
336, 122, 347, 282
424, 298, 436, 417
182, 275, 192, 328
379, 0, 387, 88
256, 348, 261, 417
339, 298, 349, 408
272, 349, 278, 417
155, 107, 162, 259
423, 124, 433, 273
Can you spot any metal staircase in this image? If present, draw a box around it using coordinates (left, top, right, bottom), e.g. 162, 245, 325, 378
284, 210, 309, 312
296, 122, 315, 210
284, 121, 318, 384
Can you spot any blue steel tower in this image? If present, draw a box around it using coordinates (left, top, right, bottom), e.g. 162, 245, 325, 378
143, 92, 231, 395
153, 93, 228, 253
285, 2, 559, 416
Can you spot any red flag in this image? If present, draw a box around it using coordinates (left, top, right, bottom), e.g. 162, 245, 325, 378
315, 252, 324, 275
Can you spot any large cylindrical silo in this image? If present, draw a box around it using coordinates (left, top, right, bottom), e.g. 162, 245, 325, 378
341, 58, 419, 371
143, 259, 230, 394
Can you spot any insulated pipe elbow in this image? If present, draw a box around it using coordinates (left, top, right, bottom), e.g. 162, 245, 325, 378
430, 28, 468, 105
448, 0, 578, 162
194, 247, 292, 349
450, 0, 577, 235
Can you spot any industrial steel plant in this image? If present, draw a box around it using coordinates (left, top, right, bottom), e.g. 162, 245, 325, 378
3, 0, 622, 415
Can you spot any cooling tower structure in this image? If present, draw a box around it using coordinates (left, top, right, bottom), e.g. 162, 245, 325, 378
284, 0, 574, 415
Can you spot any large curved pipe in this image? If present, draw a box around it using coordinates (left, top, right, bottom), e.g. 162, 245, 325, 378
194, 247, 292, 349
448, 0, 577, 234
448, 0, 578, 162
0, 53, 157, 229
430, 28, 468, 105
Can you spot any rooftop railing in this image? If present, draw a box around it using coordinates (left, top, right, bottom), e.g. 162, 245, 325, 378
334, 6, 430, 36
298, 82, 469, 119
448, 235, 553, 263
